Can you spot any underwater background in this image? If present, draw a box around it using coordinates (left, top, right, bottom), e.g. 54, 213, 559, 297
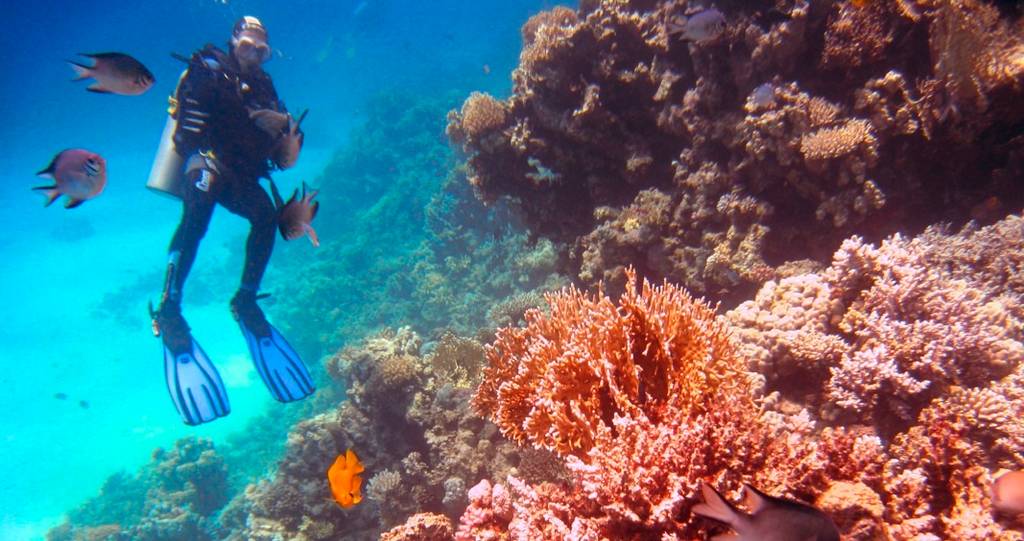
0, 0, 553, 538
3, 0, 1024, 540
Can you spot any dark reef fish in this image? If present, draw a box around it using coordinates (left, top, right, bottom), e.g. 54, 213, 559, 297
667, 7, 726, 42
270, 180, 320, 247
54, 392, 68, 400
275, 109, 307, 169
69, 52, 154, 95
78, 400, 90, 409
693, 482, 840, 541
34, 149, 107, 209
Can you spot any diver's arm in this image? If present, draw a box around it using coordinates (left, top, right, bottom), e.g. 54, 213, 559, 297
172, 61, 220, 157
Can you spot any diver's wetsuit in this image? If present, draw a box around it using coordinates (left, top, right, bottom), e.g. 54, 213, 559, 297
167, 44, 287, 303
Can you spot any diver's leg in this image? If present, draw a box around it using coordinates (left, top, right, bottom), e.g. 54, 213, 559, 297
219, 178, 276, 296
154, 171, 229, 425
166, 175, 217, 305
221, 179, 314, 402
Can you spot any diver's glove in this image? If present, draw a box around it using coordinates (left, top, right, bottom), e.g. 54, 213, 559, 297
248, 108, 290, 136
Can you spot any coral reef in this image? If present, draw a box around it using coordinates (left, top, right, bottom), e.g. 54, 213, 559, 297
268, 91, 568, 360
723, 213, 1024, 538
47, 438, 229, 541
448, 0, 1024, 303
727, 214, 1024, 435
221, 327, 525, 539
467, 268, 883, 539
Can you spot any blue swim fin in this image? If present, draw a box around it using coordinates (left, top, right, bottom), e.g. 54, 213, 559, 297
152, 299, 230, 426
163, 336, 231, 425
238, 320, 315, 402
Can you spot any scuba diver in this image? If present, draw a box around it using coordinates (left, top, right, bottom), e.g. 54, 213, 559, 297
149, 16, 314, 425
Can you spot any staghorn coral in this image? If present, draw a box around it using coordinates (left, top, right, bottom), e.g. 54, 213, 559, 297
799, 119, 877, 162
449, 0, 1024, 303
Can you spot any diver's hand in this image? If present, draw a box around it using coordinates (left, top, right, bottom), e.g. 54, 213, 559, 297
248, 108, 290, 136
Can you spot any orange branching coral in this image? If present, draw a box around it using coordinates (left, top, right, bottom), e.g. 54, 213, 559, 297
472, 267, 747, 459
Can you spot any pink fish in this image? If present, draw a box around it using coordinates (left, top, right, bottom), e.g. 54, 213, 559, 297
69, 52, 154, 95
33, 149, 107, 209
270, 180, 320, 247
993, 470, 1024, 514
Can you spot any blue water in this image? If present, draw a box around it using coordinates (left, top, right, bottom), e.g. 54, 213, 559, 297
0, 1, 552, 537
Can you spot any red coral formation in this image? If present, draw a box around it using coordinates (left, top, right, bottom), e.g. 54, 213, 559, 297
469, 267, 884, 539
448, 0, 1024, 303
472, 268, 745, 458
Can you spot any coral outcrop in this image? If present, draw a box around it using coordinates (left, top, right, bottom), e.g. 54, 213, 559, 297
448, 0, 1024, 303
222, 327, 525, 539
727, 214, 1024, 435
467, 268, 883, 539
47, 438, 229, 541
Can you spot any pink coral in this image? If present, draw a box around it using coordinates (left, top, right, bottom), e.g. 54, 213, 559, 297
455, 479, 513, 541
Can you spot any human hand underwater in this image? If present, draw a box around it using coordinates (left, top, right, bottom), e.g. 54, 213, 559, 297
248, 108, 290, 136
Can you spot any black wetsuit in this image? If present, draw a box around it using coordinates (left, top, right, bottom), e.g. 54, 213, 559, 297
167, 44, 287, 301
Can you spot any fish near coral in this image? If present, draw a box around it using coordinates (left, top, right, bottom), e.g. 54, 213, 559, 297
667, 8, 726, 43
993, 470, 1024, 514
328, 448, 364, 509
270, 180, 320, 247
33, 149, 107, 209
68, 52, 154, 95
693, 482, 840, 541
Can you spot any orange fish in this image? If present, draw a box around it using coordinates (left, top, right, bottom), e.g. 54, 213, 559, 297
993, 471, 1024, 514
328, 448, 364, 509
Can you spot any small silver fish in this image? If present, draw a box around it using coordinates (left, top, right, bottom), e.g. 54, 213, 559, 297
33, 149, 107, 209
275, 109, 307, 169
667, 8, 727, 43
693, 482, 840, 541
69, 52, 154, 95
270, 180, 320, 247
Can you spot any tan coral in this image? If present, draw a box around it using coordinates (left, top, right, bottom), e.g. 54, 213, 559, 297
427, 332, 486, 389
448, 92, 507, 148
800, 119, 877, 161
381, 513, 455, 541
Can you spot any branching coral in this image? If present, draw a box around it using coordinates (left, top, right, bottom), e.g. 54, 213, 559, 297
466, 269, 887, 538
473, 268, 745, 458
728, 215, 1024, 433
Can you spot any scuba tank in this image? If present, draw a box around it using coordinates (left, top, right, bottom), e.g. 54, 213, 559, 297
145, 70, 189, 199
